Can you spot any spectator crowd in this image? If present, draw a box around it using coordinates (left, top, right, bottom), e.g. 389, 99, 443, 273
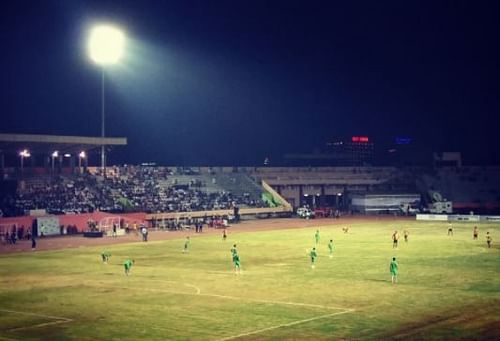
0, 166, 267, 217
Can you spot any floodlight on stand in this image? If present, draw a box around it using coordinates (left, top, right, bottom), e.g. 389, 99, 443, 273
19, 149, 30, 173
87, 23, 126, 173
51, 151, 59, 173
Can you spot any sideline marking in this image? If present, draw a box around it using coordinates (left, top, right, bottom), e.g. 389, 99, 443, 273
0, 308, 73, 332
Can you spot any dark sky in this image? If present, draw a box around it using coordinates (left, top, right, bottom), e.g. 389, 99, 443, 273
1, 0, 499, 165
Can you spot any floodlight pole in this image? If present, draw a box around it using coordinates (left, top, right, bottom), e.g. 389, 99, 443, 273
101, 68, 106, 175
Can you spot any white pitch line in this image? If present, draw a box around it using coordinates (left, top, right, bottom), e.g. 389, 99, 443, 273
8, 320, 73, 332
0, 309, 72, 322
197, 293, 347, 311
0, 308, 73, 332
88, 283, 348, 311
82, 281, 355, 340
184, 283, 201, 295
217, 309, 354, 341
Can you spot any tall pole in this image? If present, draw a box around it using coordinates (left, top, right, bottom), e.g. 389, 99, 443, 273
101, 68, 106, 174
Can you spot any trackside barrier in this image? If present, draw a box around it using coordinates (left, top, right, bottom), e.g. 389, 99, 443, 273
416, 214, 449, 221
480, 215, 500, 222
416, 214, 500, 222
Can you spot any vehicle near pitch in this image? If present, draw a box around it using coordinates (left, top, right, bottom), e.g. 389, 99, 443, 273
296, 207, 315, 219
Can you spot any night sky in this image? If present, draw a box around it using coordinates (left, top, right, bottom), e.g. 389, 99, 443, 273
1, 1, 499, 166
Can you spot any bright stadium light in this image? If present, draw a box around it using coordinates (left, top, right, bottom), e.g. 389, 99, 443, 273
78, 151, 86, 172
19, 149, 30, 158
88, 25, 125, 65
51, 151, 59, 174
87, 23, 126, 174
19, 149, 30, 173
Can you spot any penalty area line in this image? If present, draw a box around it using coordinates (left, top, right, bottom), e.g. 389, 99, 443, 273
217, 308, 355, 341
87, 282, 350, 312
82, 281, 356, 339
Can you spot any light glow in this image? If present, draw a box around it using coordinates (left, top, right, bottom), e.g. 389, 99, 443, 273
88, 25, 125, 65
19, 149, 30, 157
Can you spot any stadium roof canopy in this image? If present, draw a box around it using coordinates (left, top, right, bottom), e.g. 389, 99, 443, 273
0, 133, 127, 155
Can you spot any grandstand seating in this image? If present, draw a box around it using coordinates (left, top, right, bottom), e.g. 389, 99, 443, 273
2, 165, 500, 217
0, 167, 267, 217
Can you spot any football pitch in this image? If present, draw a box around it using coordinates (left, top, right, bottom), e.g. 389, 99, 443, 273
0, 219, 499, 340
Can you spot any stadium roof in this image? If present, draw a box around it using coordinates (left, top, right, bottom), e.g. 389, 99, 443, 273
0, 133, 127, 154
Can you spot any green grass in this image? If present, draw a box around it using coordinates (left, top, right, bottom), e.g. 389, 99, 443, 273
0, 220, 499, 340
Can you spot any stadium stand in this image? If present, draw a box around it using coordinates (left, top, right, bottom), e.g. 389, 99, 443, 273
418, 167, 500, 213
2, 165, 500, 219
0, 166, 268, 217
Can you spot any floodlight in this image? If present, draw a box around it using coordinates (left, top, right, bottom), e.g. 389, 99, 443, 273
19, 149, 30, 157
52, 151, 59, 158
64, 153, 71, 158
79, 151, 86, 159
88, 25, 125, 65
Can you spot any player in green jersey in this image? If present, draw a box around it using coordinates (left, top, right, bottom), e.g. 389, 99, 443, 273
101, 251, 111, 264
310, 247, 318, 269
328, 239, 334, 258
183, 236, 190, 253
315, 230, 320, 245
389, 257, 398, 284
231, 244, 241, 273
124, 258, 134, 276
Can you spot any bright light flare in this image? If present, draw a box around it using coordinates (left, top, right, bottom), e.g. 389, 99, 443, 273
19, 149, 30, 157
88, 25, 125, 65
79, 151, 86, 159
